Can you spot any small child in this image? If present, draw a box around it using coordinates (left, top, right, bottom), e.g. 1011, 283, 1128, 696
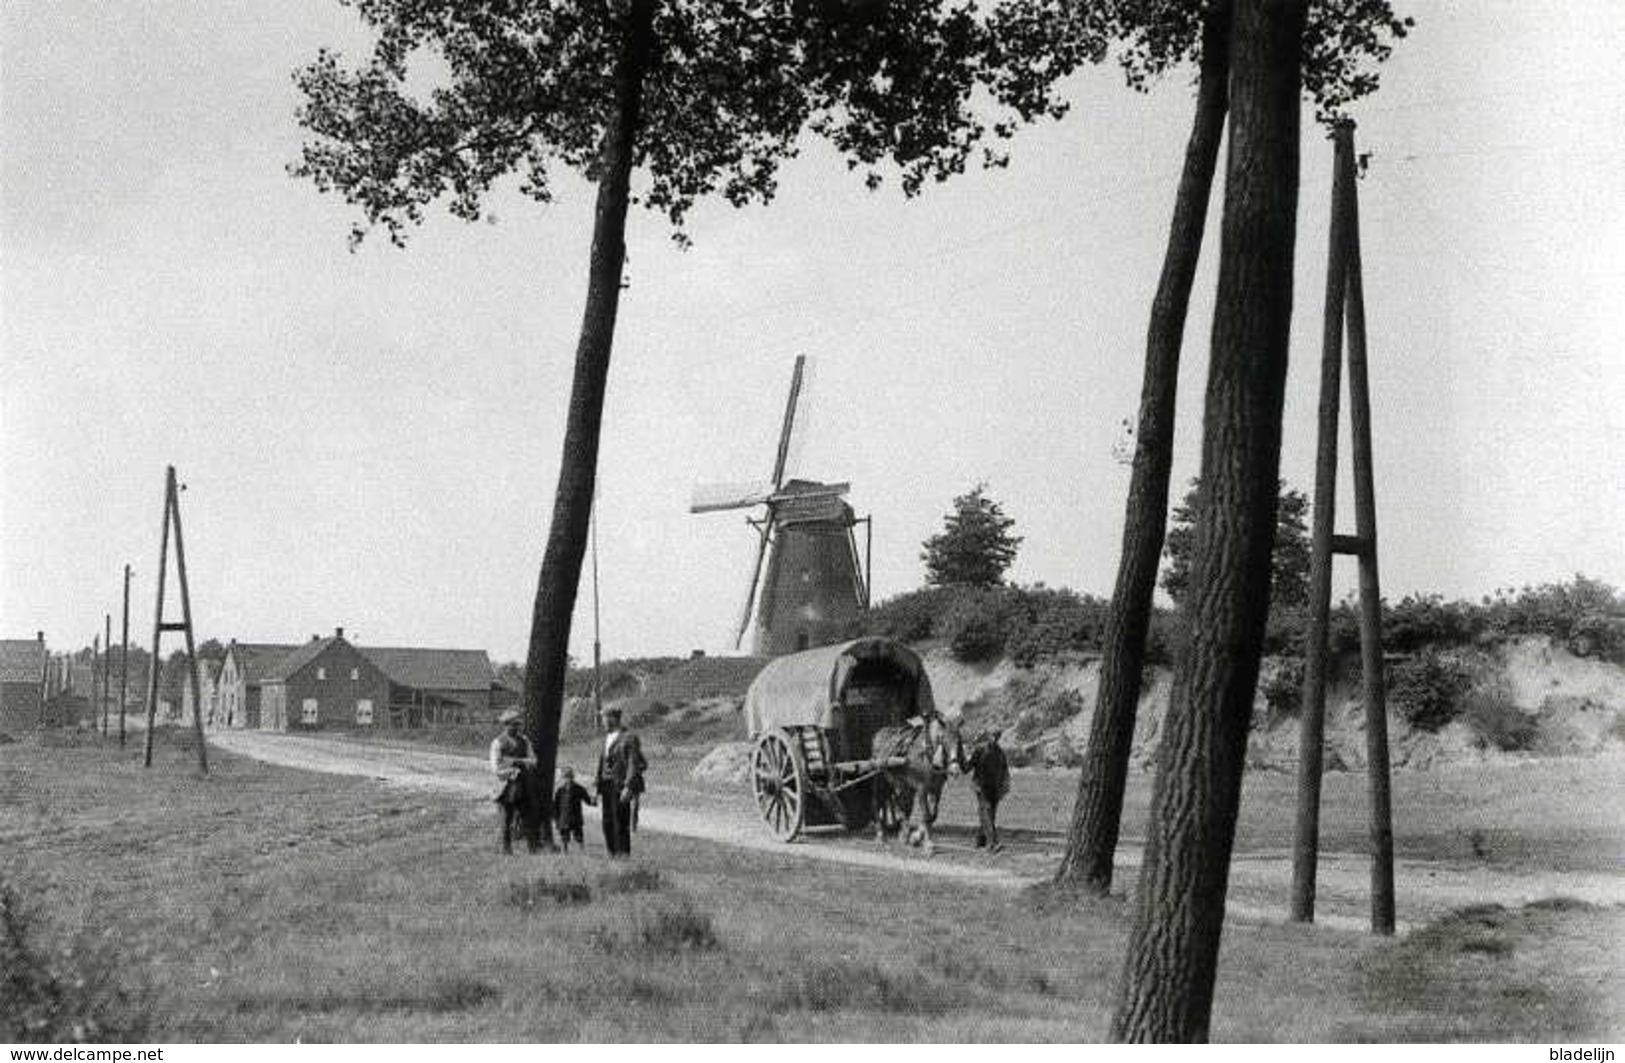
553, 766, 596, 853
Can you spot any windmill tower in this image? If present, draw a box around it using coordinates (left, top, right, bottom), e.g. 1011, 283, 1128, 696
691, 356, 870, 656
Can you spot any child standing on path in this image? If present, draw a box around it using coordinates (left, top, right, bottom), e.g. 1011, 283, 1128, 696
553, 766, 596, 852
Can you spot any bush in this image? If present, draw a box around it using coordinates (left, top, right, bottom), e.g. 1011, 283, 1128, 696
1389, 650, 1474, 732
621, 696, 672, 728
1462, 685, 1538, 752
506, 875, 593, 911
1, 878, 152, 1043
864, 587, 953, 643
939, 587, 1027, 662
638, 903, 718, 952
1011, 688, 1084, 742
762, 959, 936, 1013
1144, 607, 1182, 665
1260, 657, 1304, 722
1005, 588, 1109, 665
597, 866, 663, 894
1569, 612, 1625, 663
1386, 593, 1483, 652
1479, 575, 1625, 661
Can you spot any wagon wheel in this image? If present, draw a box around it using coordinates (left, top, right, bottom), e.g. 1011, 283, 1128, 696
752, 729, 806, 842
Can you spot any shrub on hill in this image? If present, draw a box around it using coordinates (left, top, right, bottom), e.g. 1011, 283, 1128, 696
1389, 649, 1474, 732
865, 586, 955, 644
863, 584, 1128, 664
940, 587, 1027, 662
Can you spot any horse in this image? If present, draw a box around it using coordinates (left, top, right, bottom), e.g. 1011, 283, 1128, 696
869, 714, 963, 856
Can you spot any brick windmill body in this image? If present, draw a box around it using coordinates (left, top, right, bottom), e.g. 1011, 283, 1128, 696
691, 356, 870, 657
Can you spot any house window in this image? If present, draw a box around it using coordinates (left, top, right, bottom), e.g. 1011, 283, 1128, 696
350, 668, 359, 680
302, 698, 319, 724
317, 667, 327, 680
356, 699, 374, 725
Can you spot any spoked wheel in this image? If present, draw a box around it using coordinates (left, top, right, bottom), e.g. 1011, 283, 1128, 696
752, 729, 806, 842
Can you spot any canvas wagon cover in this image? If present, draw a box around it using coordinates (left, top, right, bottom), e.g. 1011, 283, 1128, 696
743, 637, 931, 736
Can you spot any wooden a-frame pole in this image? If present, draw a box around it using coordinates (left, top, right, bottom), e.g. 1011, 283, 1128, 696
102, 614, 111, 733
1343, 123, 1397, 932
119, 564, 131, 748
1289, 121, 1396, 933
141, 471, 173, 767
140, 466, 209, 773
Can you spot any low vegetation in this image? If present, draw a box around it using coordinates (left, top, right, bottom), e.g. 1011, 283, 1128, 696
862, 584, 1177, 666
3, 729, 1620, 1042
0, 876, 152, 1043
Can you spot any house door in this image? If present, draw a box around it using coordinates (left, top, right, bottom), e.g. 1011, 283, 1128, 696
301, 698, 319, 726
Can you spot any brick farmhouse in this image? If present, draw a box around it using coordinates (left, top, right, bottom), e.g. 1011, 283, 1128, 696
219, 629, 505, 732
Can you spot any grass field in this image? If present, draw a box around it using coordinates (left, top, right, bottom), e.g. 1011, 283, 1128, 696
2, 728, 1620, 1042
341, 720, 1625, 874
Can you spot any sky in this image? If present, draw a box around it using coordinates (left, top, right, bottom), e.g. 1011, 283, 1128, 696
3, 2, 1622, 664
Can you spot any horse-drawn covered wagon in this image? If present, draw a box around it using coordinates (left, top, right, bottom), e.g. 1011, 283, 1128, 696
745, 637, 957, 847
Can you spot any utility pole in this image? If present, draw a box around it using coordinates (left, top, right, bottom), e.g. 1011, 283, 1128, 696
93, 633, 102, 734
590, 489, 603, 720
36, 632, 48, 729
102, 614, 111, 734
120, 565, 132, 748
140, 466, 210, 773
1289, 121, 1396, 934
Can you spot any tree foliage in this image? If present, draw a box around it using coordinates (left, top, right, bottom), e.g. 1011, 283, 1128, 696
1088, 0, 1412, 123
1162, 478, 1309, 610
921, 483, 1023, 588
292, 0, 1105, 248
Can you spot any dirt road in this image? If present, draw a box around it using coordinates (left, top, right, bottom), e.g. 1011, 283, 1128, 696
209, 730, 1625, 934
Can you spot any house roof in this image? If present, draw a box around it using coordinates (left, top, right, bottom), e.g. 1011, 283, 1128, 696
360, 646, 494, 691
0, 639, 46, 684
228, 643, 303, 685
260, 637, 340, 683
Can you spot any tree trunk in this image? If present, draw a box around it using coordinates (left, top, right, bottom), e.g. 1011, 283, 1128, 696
1055, 0, 1231, 895
521, 0, 656, 836
1109, 0, 1304, 1042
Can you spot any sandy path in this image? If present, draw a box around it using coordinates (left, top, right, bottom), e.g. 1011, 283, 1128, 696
209, 730, 1625, 934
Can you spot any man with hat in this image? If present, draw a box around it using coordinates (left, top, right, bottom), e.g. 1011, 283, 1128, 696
490, 708, 554, 854
963, 728, 1011, 853
593, 706, 646, 857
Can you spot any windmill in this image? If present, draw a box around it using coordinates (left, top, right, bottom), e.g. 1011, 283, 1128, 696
691, 356, 871, 656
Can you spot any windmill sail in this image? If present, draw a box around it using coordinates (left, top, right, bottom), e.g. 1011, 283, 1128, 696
690, 480, 776, 513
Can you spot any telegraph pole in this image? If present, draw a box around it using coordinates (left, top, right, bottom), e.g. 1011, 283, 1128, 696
1289, 121, 1396, 934
590, 489, 603, 720
140, 466, 209, 773
93, 633, 102, 733
102, 614, 111, 734
120, 565, 132, 748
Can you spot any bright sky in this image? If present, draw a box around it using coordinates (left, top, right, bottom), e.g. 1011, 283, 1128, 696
3, 2, 1622, 664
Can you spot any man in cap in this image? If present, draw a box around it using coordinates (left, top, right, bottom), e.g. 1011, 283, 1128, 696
963, 728, 1011, 852
490, 708, 554, 854
593, 706, 646, 856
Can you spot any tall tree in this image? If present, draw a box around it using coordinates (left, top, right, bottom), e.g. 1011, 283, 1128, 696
292, 1, 1101, 824
921, 483, 1023, 587
1161, 478, 1310, 608
1055, 0, 1410, 896
1110, 0, 1303, 1040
